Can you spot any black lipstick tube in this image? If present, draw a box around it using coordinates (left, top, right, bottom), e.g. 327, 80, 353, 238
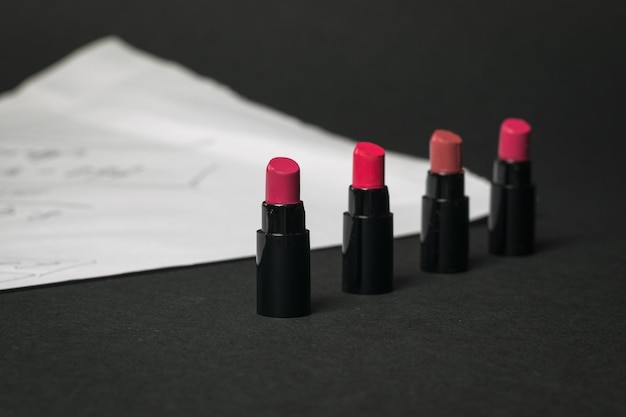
256, 202, 310, 317
342, 187, 393, 294
420, 172, 469, 273
488, 160, 535, 255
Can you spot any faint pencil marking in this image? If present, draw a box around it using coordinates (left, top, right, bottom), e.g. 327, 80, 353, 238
188, 165, 216, 188
39, 260, 97, 276
0, 200, 92, 209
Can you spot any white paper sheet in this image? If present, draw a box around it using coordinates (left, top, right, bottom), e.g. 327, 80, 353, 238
0, 37, 491, 290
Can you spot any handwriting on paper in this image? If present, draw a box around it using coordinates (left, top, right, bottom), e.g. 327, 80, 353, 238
0, 145, 214, 188
0, 257, 96, 284
0, 200, 93, 222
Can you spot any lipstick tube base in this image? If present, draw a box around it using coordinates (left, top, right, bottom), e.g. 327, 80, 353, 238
342, 213, 393, 294
489, 184, 535, 256
420, 196, 469, 273
256, 231, 310, 318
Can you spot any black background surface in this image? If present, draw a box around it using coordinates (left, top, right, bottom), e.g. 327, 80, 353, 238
1, 1, 625, 416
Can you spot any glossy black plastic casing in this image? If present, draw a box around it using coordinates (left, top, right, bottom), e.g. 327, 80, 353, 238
420, 172, 469, 273
342, 186, 393, 294
489, 159, 535, 256
256, 201, 310, 317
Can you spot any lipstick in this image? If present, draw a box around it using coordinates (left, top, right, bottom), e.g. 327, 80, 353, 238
420, 130, 469, 273
343, 142, 393, 294
256, 157, 310, 317
489, 118, 535, 256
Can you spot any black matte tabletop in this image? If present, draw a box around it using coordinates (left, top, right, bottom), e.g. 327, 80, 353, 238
1, 1, 625, 416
